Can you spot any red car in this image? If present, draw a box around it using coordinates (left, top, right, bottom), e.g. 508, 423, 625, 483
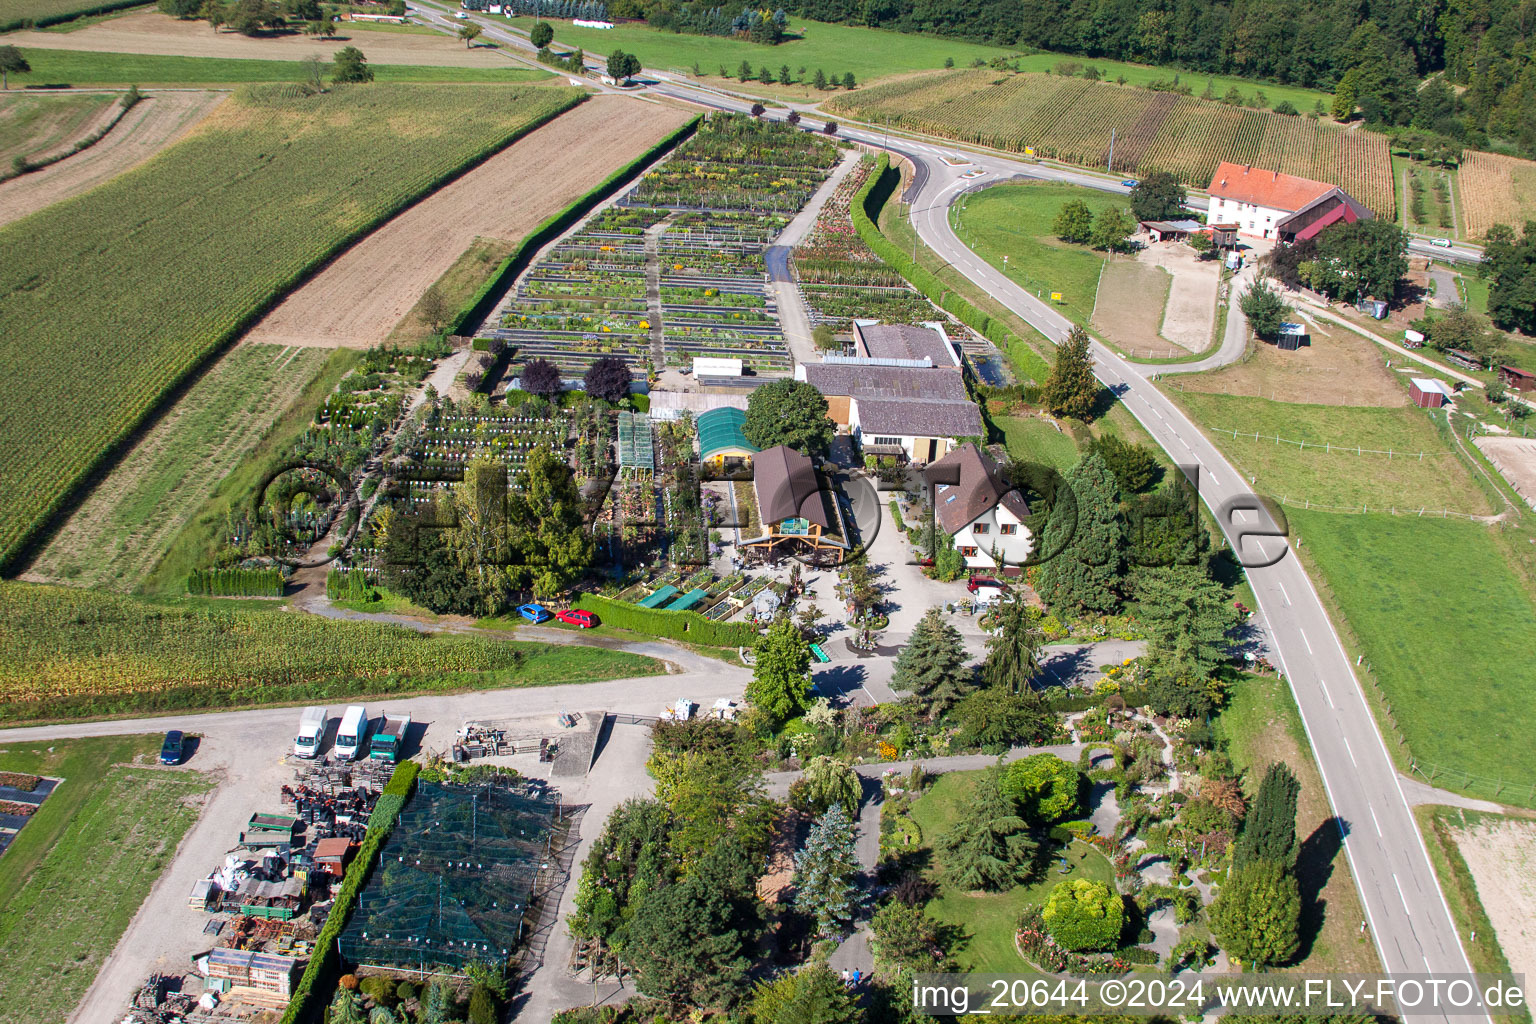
966, 576, 1004, 594
557, 609, 597, 628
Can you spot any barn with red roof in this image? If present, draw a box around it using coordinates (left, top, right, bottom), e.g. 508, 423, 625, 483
1206, 162, 1372, 242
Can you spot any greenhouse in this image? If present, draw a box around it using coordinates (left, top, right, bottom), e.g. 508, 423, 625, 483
339, 780, 559, 971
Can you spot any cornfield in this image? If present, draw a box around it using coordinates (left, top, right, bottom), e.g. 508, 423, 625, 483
0, 83, 584, 571
1459, 149, 1536, 240
828, 70, 1395, 217
0, 581, 525, 719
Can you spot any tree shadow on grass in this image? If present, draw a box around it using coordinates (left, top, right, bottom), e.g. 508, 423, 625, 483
1293, 815, 1345, 962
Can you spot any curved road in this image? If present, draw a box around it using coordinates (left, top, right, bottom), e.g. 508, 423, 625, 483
625, 82, 1476, 1016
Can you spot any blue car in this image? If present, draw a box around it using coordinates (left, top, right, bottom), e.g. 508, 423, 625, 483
518, 603, 552, 624
1120, 178, 1138, 188
159, 730, 184, 765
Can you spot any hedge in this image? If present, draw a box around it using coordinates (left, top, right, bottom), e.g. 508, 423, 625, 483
573, 593, 759, 647
851, 154, 1053, 386
325, 567, 376, 603
445, 114, 702, 339
187, 566, 284, 597
280, 760, 420, 1024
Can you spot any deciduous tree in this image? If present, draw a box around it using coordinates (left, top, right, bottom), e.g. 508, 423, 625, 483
1128, 170, 1187, 221
520, 356, 563, 398
529, 19, 552, 46
416, 284, 452, 334
794, 755, 862, 815
331, 45, 373, 83
953, 685, 1057, 749
0, 46, 29, 90
1001, 753, 1083, 825
1053, 198, 1094, 244
458, 22, 482, 46
582, 355, 631, 403
1091, 206, 1135, 252
746, 618, 811, 724
742, 378, 834, 456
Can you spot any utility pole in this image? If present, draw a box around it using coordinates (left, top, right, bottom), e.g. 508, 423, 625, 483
1107, 127, 1116, 174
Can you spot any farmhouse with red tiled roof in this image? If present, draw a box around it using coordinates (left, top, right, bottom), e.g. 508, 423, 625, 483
1207, 162, 1372, 241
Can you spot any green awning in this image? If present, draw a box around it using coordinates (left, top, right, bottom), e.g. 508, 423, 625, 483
665, 588, 709, 611
638, 585, 679, 608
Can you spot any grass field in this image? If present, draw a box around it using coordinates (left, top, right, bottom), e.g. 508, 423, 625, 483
513, 14, 1009, 96
1170, 391, 1495, 513
0, 82, 582, 572
11, 46, 551, 84
951, 182, 1125, 326
142, 348, 358, 595
1215, 672, 1380, 972
0, 735, 214, 1024
1173, 315, 1408, 407
908, 769, 1115, 973
1003, 54, 1330, 113
0, 89, 115, 164
830, 70, 1394, 216
0, 580, 663, 721
1290, 510, 1536, 804
26, 344, 331, 592
995, 415, 1080, 470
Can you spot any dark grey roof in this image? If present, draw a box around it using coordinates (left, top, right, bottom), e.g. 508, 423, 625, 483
802, 364, 970, 402
753, 445, 829, 527
856, 398, 983, 439
854, 323, 957, 366
925, 443, 1030, 534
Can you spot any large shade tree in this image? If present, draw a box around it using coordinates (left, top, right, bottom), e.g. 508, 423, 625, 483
742, 378, 834, 456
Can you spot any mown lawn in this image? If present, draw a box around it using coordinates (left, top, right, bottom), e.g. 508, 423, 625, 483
13, 47, 552, 84
511, 14, 1008, 96
995, 414, 1080, 470
1289, 510, 1536, 804
908, 769, 1114, 974
0, 736, 214, 1024
951, 182, 1126, 327
1172, 391, 1495, 514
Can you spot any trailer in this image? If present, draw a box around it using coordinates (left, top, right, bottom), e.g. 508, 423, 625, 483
240, 812, 298, 850
369, 712, 411, 762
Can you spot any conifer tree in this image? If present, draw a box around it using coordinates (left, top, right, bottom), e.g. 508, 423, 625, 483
982, 596, 1043, 693
794, 803, 861, 938
1041, 326, 1099, 420
1210, 858, 1301, 967
1234, 761, 1300, 869
935, 766, 1037, 891
1036, 452, 1123, 614
890, 607, 973, 715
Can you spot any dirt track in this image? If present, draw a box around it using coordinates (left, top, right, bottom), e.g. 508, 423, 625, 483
0, 90, 226, 229
244, 96, 692, 350
7, 9, 514, 67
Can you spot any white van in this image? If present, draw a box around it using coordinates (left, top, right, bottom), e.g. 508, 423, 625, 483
335, 705, 369, 761
294, 707, 328, 758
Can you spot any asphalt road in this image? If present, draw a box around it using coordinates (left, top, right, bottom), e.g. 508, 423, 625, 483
619, 78, 1480, 1015
896, 147, 1478, 1014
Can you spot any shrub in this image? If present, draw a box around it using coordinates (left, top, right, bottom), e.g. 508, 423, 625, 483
339, 974, 359, 990
1001, 753, 1084, 825
1041, 879, 1123, 952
